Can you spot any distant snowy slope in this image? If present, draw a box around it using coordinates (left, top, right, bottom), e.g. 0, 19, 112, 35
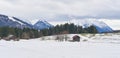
8, 16, 24, 25
12, 17, 33, 28
0, 14, 33, 28
99, 19, 120, 30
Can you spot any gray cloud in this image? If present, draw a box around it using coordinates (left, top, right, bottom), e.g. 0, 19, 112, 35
0, 0, 120, 22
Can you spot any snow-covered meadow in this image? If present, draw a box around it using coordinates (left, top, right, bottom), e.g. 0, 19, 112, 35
0, 33, 120, 58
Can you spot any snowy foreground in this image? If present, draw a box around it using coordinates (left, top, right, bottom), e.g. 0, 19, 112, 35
0, 38, 120, 58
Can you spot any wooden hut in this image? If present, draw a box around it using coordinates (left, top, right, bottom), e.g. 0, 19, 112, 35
72, 35, 80, 42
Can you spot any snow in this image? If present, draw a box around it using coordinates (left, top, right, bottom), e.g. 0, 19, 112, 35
89, 33, 120, 44
49, 19, 107, 27
69, 19, 113, 33
0, 34, 120, 58
69, 19, 108, 28
99, 19, 120, 30
8, 16, 24, 25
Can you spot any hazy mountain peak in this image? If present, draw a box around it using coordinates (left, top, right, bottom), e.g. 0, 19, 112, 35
34, 20, 53, 30
70, 19, 113, 33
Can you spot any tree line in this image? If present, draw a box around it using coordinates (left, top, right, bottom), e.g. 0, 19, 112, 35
40, 23, 98, 36
0, 23, 98, 39
0, 27, 40, 39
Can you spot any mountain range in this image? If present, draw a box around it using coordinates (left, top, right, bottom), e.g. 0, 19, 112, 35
0, 14, 113, 33
0, 14, 53, 29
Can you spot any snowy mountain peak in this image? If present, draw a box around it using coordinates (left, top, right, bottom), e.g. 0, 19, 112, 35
70, 19, 113, 33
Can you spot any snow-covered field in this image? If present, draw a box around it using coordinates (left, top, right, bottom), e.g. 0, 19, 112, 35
0, 33, 120, 58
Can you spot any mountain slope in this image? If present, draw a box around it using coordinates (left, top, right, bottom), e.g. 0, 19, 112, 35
70, 19, 113, 33
34, 20, 53, 30
0, 14, 33, 29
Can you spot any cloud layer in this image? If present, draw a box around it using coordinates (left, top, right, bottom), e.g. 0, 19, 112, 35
0, 0, 120, 20
0, 0, 120, 30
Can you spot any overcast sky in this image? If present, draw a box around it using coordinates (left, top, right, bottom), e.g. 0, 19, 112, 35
0, 0, 120, 22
